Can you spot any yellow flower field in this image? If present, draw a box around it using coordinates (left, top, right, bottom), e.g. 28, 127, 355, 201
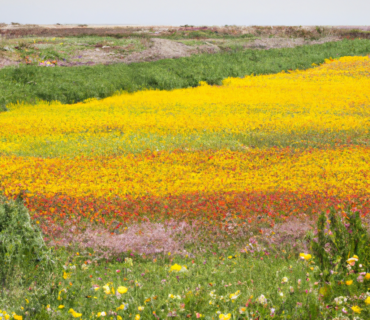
1, 56, 369, 225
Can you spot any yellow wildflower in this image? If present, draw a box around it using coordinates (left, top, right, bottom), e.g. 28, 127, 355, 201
170, 264, 182, 272
347, 255, 359, 266
116, 304, 127, 311
351, 305, 361, 314
68, 309, 82, 318
102, 284, 111, 294
299, 253, 312, 261
117, 286, 128, 294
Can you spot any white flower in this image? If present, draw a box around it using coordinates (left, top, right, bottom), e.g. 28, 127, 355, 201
257, 294, 267, 304
279, 292, 284, 297
179, 266, 188, 273
333, 296, 347, 305
282, 277, 288, 283
102, 285, 111, 294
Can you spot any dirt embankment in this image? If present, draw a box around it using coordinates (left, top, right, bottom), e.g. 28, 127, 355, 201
122, 38, 219, 63
0, 25, 368, 69
1, 24, 369, 39
0, 36, 341, 68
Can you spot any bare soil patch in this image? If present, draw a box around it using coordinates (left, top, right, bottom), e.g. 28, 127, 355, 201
123, 38, 219, 63
243, 36, 340, 50
0, 57, 18, 68
53, 38, 218, 66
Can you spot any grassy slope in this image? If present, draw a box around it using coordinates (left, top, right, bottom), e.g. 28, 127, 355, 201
1, 39, 370, 109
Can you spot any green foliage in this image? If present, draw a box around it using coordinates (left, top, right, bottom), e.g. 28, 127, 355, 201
0, 194, 54, 295
311, 207, 370, 278
39, 49, 65, 61
2, 244, 323, 319
310, 207, 370, 314
0, 39, 369, 107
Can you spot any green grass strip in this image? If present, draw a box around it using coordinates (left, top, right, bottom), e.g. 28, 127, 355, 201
1, 39, 370, 108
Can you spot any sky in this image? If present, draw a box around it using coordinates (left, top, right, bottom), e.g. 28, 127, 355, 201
1, 0, 369, 26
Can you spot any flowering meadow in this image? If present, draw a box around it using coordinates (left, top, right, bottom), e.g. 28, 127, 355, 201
1, 55, 370, 319
1, 56, 370, 228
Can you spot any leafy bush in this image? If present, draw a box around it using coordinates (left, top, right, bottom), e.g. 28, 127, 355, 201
310, 207, 370, 311
311, 207, 370, 278
0, 194, 54, 295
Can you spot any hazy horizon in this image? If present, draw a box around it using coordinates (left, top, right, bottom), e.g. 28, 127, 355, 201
1, 0, 369, 26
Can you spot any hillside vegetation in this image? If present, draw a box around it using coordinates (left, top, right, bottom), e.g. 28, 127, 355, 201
1, 39, 370, 109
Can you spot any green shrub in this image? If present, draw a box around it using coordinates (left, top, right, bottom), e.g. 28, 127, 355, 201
312, 207, 370, 277
0, 194, 54, 296
311, 207, 370, 309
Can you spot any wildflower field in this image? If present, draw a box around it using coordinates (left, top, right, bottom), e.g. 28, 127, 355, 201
1, 50, 370, 319
1, 56, 370, 228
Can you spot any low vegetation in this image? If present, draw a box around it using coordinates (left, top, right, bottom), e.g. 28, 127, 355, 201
2, 195, 370, 319
1, 30, 370, 318
0, 39, 369, 108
